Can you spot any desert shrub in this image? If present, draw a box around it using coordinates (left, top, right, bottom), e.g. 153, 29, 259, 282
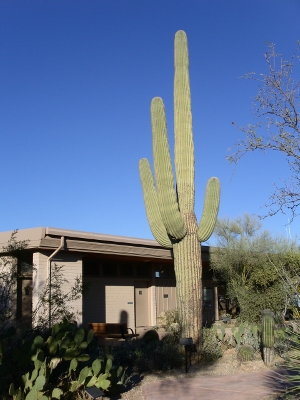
274, 326, 289, 357
152, 336, 184, 370
280, 321, 300, 396
156, 309, 181, 343
157, 309, 179, 326
143, 329, 159, 343
112, 335, 184, 372
201, 327, 223, 362
237, 283, 286, 324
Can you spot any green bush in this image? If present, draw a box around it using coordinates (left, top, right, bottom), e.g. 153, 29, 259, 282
201, 327, 223, 362
274, 326, 289, 357
156, 309, 181, 343
143, 330, 159, 343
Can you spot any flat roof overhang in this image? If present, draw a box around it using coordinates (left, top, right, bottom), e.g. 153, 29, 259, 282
0, 227, 209, 261
0, 227, 173, 260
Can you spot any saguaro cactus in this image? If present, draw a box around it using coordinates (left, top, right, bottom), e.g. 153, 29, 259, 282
139, 30, 220, 348
262, 309, 275, 366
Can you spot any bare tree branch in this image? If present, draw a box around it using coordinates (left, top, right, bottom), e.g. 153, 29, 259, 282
228, 42, 300, 220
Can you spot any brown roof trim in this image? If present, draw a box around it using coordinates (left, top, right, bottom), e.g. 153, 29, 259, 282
45, 227, 163, 247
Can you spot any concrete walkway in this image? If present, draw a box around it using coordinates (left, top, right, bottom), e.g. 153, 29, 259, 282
142, 370, 291, 400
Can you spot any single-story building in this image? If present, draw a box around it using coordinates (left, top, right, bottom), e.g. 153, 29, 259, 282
0, 227, 219, 336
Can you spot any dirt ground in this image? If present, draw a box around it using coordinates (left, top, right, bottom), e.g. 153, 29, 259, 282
116, 349, 295, 400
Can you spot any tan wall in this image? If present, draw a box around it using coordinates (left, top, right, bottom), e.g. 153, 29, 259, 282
155, 278, 216, 326
155, 279, 177, 318
82, 278, 135, 330
32, 252, 47, 326
106, 284, 135, 329
52, 253, 83, 325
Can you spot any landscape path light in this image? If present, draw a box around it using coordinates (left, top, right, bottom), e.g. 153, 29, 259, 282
179, 337, 194, 373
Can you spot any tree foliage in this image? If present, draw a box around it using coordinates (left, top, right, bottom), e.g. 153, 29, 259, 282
210, 214, 300, 322
0, 231, 28, 330
228, 42, 300, 219
32, 263, 85, 331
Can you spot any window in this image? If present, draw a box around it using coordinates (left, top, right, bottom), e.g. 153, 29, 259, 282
136, 263, 150, 278
155, 265, 169, 278
203, 288, 212, 301
102, 261, 118, 277
120, 263, 134, 277
83, 259, 100, 276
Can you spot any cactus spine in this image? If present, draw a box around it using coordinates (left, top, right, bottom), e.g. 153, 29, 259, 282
262, 309, 275, 366
139, 31, 220, 348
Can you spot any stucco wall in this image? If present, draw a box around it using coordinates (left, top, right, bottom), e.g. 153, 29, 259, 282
82, 277, 135, 330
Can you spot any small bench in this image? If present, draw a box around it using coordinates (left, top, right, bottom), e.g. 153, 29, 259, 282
88, 323, 139, 340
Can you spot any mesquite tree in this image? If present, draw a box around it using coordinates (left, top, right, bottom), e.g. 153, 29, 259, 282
139, 31, 220, 347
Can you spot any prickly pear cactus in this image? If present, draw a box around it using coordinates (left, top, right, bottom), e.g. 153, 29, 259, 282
139, 31, 220, 348
262, 309, 275, 366
2, 320, 122, 399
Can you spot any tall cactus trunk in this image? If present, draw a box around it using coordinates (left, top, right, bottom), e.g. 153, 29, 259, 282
139, 31, 220, 359
173, 212, 202, 346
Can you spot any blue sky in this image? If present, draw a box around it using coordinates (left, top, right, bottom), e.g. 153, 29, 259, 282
1, 0, 300, 244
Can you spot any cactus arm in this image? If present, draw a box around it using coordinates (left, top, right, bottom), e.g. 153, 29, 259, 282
139, 158, 173, 248
151, 97, 186, 240
197, 177, 221, 242
174, 30, 195, 214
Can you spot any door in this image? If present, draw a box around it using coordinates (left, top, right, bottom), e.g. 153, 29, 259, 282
135, 281, 149, 327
